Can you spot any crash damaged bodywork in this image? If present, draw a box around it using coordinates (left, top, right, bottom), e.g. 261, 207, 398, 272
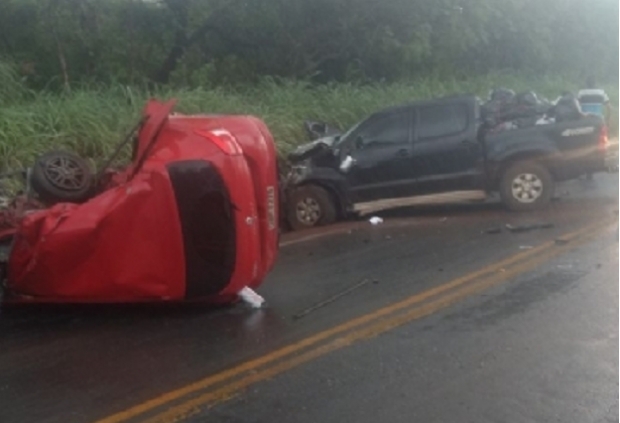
3, 100, 279, 303
283, 94, 609, 230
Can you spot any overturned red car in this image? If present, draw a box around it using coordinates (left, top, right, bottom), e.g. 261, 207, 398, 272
0, 100, 279, 303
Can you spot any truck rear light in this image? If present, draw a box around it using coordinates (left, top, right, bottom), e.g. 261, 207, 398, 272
195, 129, 243, 155
598, 125, 609, 151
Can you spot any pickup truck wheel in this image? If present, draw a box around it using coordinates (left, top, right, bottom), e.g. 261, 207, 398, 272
500, 161, 554, 211
287, 185, 336, 231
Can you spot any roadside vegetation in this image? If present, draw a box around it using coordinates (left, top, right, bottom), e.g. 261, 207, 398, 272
0, 0, 617, 169
1, 63, 618, 170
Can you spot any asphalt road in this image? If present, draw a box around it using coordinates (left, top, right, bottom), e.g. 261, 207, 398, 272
0, 173, 617, 423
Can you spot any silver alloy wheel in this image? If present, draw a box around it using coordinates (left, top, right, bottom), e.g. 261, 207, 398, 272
296, 197, 322, 224
511, 172, 543, 203
41, 155, 88, 191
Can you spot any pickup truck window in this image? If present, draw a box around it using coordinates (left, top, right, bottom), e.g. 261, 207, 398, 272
354, 111, 410, 149
418, 104, 468, 139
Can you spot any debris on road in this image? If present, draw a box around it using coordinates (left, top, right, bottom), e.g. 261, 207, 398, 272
505, 222, 554, 233
486, 222, 554, 235
238, 287, 266, 308
293, 278, 373, 320
369, 216, 384, 225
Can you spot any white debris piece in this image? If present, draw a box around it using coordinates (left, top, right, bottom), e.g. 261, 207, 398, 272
536, 117, 555, 125
339, 155, 355, 172
369, 216, 384, 225
238, 287, 265, 308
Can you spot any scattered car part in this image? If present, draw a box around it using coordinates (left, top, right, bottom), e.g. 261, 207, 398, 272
505, 222, 554, 233
238, 286, 265, 308
292, 278, 372, 320
368, 216, 383, 225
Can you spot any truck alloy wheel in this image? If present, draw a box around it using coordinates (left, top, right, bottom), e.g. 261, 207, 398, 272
511, 173, 544, 203
500, 161, 554, 211
287, 185, 336, 230
296, 197, 322, 225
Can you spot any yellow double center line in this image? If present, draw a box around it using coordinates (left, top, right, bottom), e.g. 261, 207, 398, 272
96, 219, 614, 423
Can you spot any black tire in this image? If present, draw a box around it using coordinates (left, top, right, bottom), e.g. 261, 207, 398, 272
31, 150, 94, 204
499, 161, 554, 211
287, 185, 337, 231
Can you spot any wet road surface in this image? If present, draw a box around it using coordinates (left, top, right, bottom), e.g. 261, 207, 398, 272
0, 174, 617, 423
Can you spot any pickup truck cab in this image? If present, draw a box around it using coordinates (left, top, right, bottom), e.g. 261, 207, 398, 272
284, 94, 609, 230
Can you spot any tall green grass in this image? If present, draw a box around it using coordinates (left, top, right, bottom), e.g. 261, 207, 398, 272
0, 70, 617, 171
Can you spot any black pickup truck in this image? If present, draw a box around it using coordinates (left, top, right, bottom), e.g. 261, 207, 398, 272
284, 94, 610, 230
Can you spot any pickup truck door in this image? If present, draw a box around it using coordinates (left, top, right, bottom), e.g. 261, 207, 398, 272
344, 109, 415, 202
410, 102, 484, 194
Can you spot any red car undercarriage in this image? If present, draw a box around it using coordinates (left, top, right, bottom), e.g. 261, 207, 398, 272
0, 100, 279, 303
